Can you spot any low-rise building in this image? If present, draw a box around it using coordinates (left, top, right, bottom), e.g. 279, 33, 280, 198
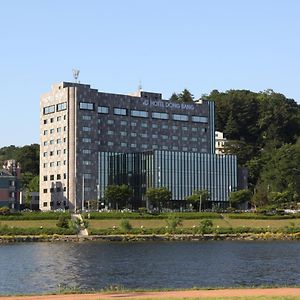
0, 160, 21, 210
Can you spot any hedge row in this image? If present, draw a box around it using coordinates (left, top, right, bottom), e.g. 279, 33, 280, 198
0, 225, 76, 235
83, 212, 222, 220
227, 213, 300, 220
0, 212, 71, 220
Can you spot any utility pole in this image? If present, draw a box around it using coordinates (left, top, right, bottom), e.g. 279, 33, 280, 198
82, 175, 85, 212
199, 193, 202, 212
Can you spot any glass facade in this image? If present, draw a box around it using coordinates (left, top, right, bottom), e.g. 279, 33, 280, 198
98, 150, 237, 209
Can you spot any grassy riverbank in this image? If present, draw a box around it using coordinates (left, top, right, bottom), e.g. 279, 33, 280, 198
1, 212, 300, 238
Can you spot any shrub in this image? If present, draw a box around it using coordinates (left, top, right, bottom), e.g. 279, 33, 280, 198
165, 217, 182, 233
120, 219, 132, 232
199, 219, 213, 234
56, 215, 69, 228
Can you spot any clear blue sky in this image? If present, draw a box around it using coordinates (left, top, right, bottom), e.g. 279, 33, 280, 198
1, 0, 300, 147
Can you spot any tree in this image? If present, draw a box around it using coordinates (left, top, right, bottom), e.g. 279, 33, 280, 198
185, 190, 210, 211
145, 187, 172, 211
178, 89, 194, 103
169, 92, 179, 102
229, 189, 252, 209
104, 184, 132, 210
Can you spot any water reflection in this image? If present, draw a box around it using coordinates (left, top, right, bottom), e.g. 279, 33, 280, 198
0, 241, 300, 294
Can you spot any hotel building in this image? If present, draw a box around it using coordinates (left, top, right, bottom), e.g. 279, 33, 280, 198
40, 82, 237, 210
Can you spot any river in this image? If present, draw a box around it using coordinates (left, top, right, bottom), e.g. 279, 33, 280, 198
1, 240, 300, 295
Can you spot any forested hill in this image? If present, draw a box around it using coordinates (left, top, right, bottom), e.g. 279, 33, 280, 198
0, 144, 39, 189
205, 89, 300, 207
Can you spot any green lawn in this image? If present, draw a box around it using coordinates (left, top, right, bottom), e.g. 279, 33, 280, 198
0, 220, 58, 228
87, 217, 300, 230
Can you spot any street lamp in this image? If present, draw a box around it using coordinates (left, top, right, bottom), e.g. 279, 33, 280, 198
199, 193, 202, 212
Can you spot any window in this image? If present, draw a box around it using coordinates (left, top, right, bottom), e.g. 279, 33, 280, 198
79, 102, 94, 110
107, 119, 114, 125
57, 138, 62, 144
131, 132, 137, 137
64, 173, 67, 179
162, 135, 168, 140
192, 127, 197, 132
57, 102, 67, 111
173, 114, 189, 121
114, 107, 127, 116
97, 106, 109, 114
83, 149, 91, 154
43, 105, 55, 115
43, 130, 48, 135
63, 149, 66, 154
43, 141, 48, 146
50, 151, 54, 156
192, 116, 208, 123
57, 174, 61, 180
43, 189, 47, 193
120, 131, 127, 136
152, 134, 158, 138
182, 147, 188, 151
172, 136, 178, 140
107, 130, 114, 135
82, 115, 92, 121
141, 144, 148, 149
162, 145, 168, 150
57, 127, 61, 133
120, 120, 127, 125
107, 141, 114, 146
63, 160, 66, 165
57, 161, 61, 166
64, 115, 66, 120
162, 124, 168, 129
141, 133, 148, 138
121, 142, 127, 147
64, 126, 67, 131
83, 138, 91, 143
57, 150, 61, 155
43, 152, 48, 157
57, 116, 61, 122
173, 146, 179, 150
50, 129, 54, 134
172, 125, 178, 130
152, 145, 158, 149
50, 118, 54, 123
83, 160, 91, 165
83, 173, 92, 179
50, 175, 54, 180
141, 123, 148, 128
131, 122, 136, 127
182, 136, 188, 141
131, 110, 148, 118
50, 162, 54, 167
152, 112, 169, 120
182, 127, 188, 131
43, 176, 48, 181
152, 124, 158, 128
43, 202, 47, 207
191, 137, 197, 142
43, 163, 47, 168
192, 147, 198, 152
63, 187, 66, 192
131, 143, 137, 148
50, 139, 54, 145
43, 119, 47, 124
83, 126, 91, 132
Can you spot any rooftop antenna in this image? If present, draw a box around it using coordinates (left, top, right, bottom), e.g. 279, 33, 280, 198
72, 69, 80, 83
138, 80, 142, 92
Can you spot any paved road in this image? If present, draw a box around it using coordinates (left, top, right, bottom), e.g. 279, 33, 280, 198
1, 288, 300, 299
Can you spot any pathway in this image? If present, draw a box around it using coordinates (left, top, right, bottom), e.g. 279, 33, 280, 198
71, 214, 88, 236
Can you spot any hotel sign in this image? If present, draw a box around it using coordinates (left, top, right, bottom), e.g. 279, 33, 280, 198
142, 100, 195, 111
